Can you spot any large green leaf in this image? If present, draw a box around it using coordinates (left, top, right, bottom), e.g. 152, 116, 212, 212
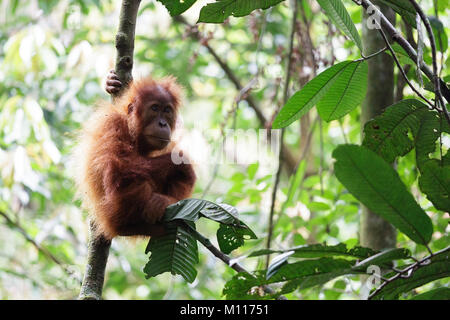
165, 199, 238, 224
198, 0, 284, 23
418, 160, 450, 212
353, 248, 411, 270
249, 243, 377, 259
317, 60, 368, 121
333, 144, 433, 245
371, 248, 450, 300
274, 258, 355, 293
156, 0, 197, 16
223, 258, 356, 299
144, 222, 199, 283
272, 61, 353, 128
317, 0, 363, 52
164, 199, 257, 253
363, 99, 431, 163
410, 287, 450, 300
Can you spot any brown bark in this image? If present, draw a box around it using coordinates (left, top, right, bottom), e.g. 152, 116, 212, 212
78, 0, 141, 300
360, 0, 396, 250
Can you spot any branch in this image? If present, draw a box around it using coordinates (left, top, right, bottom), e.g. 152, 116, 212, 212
0, 211, 80, 283
265, 0, 298, 269
369, 246, 448, 300
354, 0, 450, 106
112, 0, 142, 98
78, 0, 142, 300
173, 16, 298, 174
180, 221, 287, 300
407, 0, 446, 112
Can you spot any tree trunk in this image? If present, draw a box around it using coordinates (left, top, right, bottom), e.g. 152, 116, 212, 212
360, 0, 396, 250
78, 0, 141, 300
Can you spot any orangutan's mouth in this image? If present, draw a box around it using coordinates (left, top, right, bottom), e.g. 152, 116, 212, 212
146, 135, 170, 142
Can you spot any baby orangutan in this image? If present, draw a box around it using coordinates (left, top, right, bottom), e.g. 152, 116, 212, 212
74, 71, 196, 239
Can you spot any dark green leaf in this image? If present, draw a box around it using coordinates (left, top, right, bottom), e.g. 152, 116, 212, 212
333, 144, 433, 245
217, 224, 257, 254
363, 99, 432, 163
223, 258, 356, 298
317, 0, 363, 52
275, 258, 355, 293
198, 0, 284, 23
144, 222, 199, 283
353, 248, 411, 270
157, 0, 197, 16
418, 160, 450, 212
273, 61, 353, 128
317, 60, 368, 121
266, 250, 295, 279
249, 243, 378, 259
410, 287, 450, 300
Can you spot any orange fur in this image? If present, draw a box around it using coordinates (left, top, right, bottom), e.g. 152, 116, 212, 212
73, 77, 195, 239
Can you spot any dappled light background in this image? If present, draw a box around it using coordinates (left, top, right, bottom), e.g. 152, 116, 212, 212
0, 0, 448, 299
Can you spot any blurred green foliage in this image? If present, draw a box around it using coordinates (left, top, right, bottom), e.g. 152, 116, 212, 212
0, 0, 448, 299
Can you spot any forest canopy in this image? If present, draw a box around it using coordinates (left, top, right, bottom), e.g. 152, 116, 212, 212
0, 0, 448, 300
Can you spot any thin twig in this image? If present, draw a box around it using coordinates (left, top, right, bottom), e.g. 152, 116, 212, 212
174, 16, 298, 174
0, 211, 81, 284
353, 0, 450, 108
369, 246, 448, 300
377, 27, 435, 110
180, 221, 287, 300
408, 0, 448, 120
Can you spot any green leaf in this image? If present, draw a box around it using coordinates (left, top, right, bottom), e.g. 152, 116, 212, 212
223, 258, 356, 298
165, 199, 241, 225
371, 248, 450, 300
386, 43, 415, 65
272, 61, 353, 128
156, 0, 197, 16
410, 287, 450, 300
266, 250, 295, 279
144, 222, 199, 283
165, 199, 257, 253
414, 111, 443, 170
379, 0, 417, 28
249, 243, 378, 259
198, 0, 284, 23
362, 99, 431, 163
353, 248, 411, 270
317, 60, 368, 121
317, 0, 363, 52
429, 16, 448, 52
333, 144, 433, 245
217, 224, 257, 254
418, 161, 450, 212
275, 258, 355, 293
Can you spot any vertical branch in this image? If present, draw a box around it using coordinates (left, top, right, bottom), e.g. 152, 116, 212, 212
113, 0, 142, 98
78, 222, 111, 300
265, 0, 299, 269
360, 0, 397, 251
78, 0, 141, 300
